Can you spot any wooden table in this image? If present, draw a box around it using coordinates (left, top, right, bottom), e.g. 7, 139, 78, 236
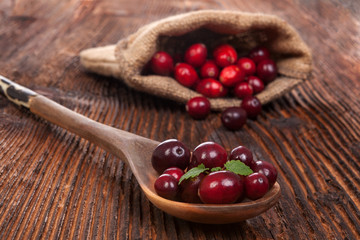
0, 0, 359, 239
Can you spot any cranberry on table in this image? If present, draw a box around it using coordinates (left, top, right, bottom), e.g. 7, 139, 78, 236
247, 76, 265, 94
150, 51, 174, 76
200, 60, 219, 79
241, 96, 262, 119
248, 46, 270, 64
191, 141, 228, 169
198, 171, 244, 204
151, 139, 190, 173
174, 63, 199, 87
244, 172, 269, 200
213, 44, 238, 68
234, 82, 253, 99
186, 96, 211, 120
154, 174, 179, 200
195, 78, 227, 98
163, 167, 184, 182
221, 107, 247, 131
179, 173, 205, 203
237, 57, 256, 76
252, 160, 278, 188
229, 145, 255, 167
184, 43, 207, 68
219, 65, 245, 87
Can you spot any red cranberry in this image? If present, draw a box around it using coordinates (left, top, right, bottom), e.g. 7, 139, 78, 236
237, 57, 256, 76
174, 63, 198, 87
163, 167, 184, 182
151, 139, 190, 173
184, 43, 207, 68
219, 65, 245, 87
198, 171, 244, 204
213, 44, 238, 68
248, 46, 270, 64
186, 96, 211, 120
150, 51, 174, 76
191, 142, 228, 169
256, 59, 278, 84
195, 78, 227, 98
229, 146, 255, 167
247, 76, 265, 94
221, 107, 247, 131
241, 96, 262, 119
234, 82, 253, 99
154, 174, 179, 200
180, 173, 205, 203
200, 60, 219, 79
252, 160, 278, 188
244, 172, 269, 200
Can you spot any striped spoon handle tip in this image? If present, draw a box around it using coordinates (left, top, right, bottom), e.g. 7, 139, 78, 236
0, 75, 37, 108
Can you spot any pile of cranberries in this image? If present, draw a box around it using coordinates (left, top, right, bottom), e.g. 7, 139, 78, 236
147, 43, 278, 130
152, 139, 278, 204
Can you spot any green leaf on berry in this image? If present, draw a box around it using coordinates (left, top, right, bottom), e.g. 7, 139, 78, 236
210, 167, 222, 172
179, 164, 208, 185
225, 160, 253, 176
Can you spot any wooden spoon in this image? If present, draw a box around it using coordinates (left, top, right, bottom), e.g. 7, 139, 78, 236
0, 75, 281, 224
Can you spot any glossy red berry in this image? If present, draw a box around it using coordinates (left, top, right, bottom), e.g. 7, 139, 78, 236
154, 174, 179, 200
237, 57, 256, 76
200, 60, 219, 79
195, 78, 226, 98
234, 82, 253, 99
221, 107, 247, 131
241, 96, 262, 119
180, 173, 205, 203
184, 43, 207, 68
198, 171, 244, 204
256, 59, 278, 84
247, 76, 265, 94
151, 139, 190, 173
163, 167, 184, 182
248, 46, 270, 64
150, 51, 174, 76
191, 142, 228, 169
252, 160, 278, 188
186, 96, 211, 120
219, 65, 245, 87
213, 44, 238, 68
174, 63, 198, 87
229, 146, 255, 167
244, 172, 269, 200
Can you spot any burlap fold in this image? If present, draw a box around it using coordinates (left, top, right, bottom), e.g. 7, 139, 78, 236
80, 10, 312, 111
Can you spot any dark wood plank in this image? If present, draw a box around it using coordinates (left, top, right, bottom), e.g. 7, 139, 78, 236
0, 0, 359, 239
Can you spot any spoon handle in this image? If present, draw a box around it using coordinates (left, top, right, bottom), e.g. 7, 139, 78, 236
0, 75, 140, 163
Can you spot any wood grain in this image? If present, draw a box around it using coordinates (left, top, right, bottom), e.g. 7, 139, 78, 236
0, 0, 359, 239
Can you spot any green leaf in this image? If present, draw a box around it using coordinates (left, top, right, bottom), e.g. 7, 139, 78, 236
179, 164, 208, 185
224, 160, 253, 176
210, 167, 222, 172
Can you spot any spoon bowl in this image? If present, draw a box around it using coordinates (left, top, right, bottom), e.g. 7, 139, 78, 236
0, 75, 281, 224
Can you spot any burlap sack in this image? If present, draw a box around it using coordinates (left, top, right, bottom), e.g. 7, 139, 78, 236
80, 10, 312, 111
